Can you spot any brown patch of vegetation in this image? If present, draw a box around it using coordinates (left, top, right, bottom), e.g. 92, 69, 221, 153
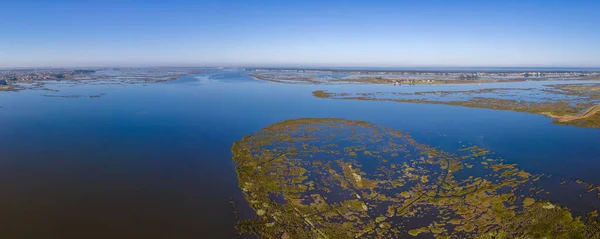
0, 85, 16, 91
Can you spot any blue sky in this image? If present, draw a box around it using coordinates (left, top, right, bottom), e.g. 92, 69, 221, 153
1, 0, 599, 67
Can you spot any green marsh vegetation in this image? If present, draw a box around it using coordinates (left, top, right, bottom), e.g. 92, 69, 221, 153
231, 118, 600, 238
313, 83, 600, 129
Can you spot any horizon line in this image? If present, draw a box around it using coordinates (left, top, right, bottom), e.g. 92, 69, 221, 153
3, 65, 600, 70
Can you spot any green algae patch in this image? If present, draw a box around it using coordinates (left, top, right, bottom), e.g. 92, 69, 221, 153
232, 118, 600, 238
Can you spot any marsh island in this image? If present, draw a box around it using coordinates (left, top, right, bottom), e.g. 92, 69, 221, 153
313, 83, 600, 129
232, 118, 600, 238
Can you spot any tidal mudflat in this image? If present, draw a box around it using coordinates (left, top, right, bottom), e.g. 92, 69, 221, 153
1, 70, 600, 238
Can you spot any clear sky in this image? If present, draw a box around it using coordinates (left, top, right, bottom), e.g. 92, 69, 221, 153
1, 0, 599, 68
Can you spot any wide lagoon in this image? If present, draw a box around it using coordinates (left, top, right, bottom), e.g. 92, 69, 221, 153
1, 71, 600, 238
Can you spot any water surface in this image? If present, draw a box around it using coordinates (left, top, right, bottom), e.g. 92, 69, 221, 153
1, 71, 599, 238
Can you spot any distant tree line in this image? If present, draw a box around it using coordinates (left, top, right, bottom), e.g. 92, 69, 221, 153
50, 73, 66, 79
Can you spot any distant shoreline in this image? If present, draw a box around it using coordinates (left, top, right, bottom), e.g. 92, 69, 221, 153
249, 71, 600, 85
245, 67, 600, 73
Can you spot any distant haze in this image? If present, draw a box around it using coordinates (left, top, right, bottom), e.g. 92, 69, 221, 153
1, 0, 599, 68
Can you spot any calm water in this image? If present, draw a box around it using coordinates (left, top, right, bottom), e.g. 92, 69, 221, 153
1, 71, 600, 238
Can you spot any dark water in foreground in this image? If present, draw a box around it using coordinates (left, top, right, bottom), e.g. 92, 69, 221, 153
1, 71, 600, 238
